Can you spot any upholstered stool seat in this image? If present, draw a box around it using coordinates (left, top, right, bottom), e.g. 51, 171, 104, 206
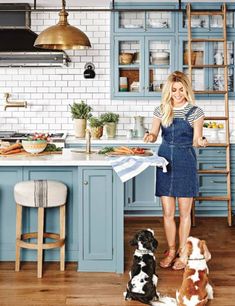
14, 180, 67, 278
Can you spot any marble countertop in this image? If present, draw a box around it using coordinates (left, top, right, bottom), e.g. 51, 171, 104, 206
66, 134, 235, 145
0, 149, 112, 166
66, 135, 161, 145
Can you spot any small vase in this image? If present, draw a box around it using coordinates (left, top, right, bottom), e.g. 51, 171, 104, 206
104, 122, 117, 139
91, 126, 103, 139
210, 128, 219, 143
74, 119, 86, 138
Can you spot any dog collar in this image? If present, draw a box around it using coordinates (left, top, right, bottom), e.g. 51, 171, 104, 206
188, 257, 205, 261
134, 249, 154, 257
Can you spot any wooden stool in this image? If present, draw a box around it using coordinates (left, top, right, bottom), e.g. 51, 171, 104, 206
14, 180, 67, 278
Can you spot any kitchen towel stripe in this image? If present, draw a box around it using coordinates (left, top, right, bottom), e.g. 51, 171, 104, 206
108, 154, 168, 182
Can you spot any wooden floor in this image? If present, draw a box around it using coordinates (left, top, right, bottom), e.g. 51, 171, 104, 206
0, 217, 235, 306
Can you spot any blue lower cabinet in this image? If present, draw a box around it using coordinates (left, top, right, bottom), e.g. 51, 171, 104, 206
125, 167, 161, 215
0, 167, 22, 260
78, 168, 124, 272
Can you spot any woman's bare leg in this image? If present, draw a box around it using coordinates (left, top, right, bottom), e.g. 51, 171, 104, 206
160, 196, 176, 268
172, 197, 193, 270
178, 197, 193, 250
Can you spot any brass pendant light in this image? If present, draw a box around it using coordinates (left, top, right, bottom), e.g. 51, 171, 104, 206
34, 0, 91, 50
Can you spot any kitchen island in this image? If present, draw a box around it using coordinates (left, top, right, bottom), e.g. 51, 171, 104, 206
0, 149, 124, 273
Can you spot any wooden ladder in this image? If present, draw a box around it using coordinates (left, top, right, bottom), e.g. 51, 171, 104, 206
186, 4, 232, 226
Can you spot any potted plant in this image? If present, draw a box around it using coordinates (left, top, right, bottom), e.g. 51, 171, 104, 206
69, 100, 92, 138
88, 116, 104, 139
100, 112, 119, 139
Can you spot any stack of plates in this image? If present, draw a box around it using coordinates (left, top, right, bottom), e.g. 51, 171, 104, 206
151, 52, 169, 64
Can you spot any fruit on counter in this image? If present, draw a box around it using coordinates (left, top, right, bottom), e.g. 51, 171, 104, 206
132, 147, 145, 154
98, 146, 114, 154
203, 122, 224, 129
27, 132, 50, 141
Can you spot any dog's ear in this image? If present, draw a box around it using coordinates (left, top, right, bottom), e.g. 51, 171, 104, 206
151, 238, 158, 251
180, 241, 192, 265
200, 240, 211, 262
129, 234, 138, 246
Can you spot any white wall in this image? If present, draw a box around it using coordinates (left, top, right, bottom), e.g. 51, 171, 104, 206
0, 6, 234, 136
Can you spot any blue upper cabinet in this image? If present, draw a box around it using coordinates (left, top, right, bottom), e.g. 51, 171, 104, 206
111, 2, 177, 99
178, 2, 235, 33
111, 2, 235, 100
113, 2, 176, 34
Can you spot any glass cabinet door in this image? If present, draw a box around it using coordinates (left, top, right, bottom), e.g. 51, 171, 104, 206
181, 11, 234, 32
181, 39, 207, 91
114, 37, 144, 97
146, 37, 174, 96
117, 11, 145, 31
211, 41, 234, 92
146, 11, 173, 32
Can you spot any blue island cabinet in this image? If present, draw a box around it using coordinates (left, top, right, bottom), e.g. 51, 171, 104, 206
0, 167, 22, 260
78, 168, 124, 272
0, 167, 78, 262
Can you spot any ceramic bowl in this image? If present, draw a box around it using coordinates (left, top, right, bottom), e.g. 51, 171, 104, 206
22, 140, 47, 154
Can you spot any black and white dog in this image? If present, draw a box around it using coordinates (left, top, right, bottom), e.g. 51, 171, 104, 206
124, 229, 159, 305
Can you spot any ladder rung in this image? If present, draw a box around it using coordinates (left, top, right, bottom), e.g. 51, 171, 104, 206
191, 38, 225, 42
190, 11, 224, 16
204, 116, 228, 120
195, 196, 230, 201
191, 65, 227, 68
194, 90, 227, 94
207, 143, 229, 147
198, 170, 229, 174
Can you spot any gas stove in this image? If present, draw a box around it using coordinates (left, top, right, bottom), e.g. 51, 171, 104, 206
0, 131, 67, 146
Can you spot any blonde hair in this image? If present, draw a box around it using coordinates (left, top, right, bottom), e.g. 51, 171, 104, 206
160, 71, 195, 127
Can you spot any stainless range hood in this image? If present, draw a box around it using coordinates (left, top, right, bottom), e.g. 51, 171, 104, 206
0, 3, 70, 67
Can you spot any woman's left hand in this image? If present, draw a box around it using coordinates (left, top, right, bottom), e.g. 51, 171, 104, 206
198, 137, 208, 147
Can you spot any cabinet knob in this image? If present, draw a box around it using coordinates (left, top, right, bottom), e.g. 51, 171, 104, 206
84, 181, 88, 185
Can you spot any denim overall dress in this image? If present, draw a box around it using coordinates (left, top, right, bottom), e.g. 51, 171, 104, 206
155, 106, 199, 198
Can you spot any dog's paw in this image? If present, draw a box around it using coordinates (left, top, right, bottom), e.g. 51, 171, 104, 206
123, 291, 132, 301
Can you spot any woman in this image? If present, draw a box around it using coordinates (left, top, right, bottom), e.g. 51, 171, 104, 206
144, 71, 207, 270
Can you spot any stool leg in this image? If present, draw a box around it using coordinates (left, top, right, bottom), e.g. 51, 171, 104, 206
60, 204, 66, 271
37, 207, 44, 278
15, 204, 22, 272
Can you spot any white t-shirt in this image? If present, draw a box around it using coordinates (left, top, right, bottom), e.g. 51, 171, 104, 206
153, 102, 205, 127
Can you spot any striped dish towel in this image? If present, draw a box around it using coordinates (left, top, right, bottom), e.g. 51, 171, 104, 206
108, 153, 168, 183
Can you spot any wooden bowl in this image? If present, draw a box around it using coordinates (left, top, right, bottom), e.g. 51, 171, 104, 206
119, 53, 134, 64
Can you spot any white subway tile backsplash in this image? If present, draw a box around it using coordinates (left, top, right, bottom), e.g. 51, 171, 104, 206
0, 8, 233, 137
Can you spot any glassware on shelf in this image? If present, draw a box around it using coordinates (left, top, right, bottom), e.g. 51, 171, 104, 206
214, 52, 224, 65
133, 116, 146, 138
119, 77, 128, 92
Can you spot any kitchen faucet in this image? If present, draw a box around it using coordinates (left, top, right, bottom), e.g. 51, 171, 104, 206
85, 129, 91, 154
3, 93, 27, 111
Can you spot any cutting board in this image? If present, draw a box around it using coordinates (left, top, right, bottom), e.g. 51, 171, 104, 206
0, 150, 62, 157
106, 150, 153, 157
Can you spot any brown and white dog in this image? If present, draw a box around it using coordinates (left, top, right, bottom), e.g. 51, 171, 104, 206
151, 236, 213, 306
176, 236, 213, 306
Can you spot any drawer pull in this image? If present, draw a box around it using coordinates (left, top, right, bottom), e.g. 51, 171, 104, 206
210, 180, 226, 183
84, 181, 88, 185
213, 166, 225, 169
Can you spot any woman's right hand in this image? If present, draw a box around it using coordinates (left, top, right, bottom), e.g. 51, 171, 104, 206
143, 132, 157, 143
